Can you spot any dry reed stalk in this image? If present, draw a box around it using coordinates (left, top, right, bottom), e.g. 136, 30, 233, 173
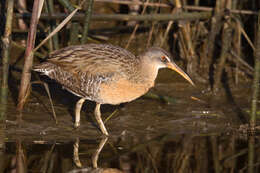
16, 11, 212, 21
59, 0, 79, 46
47, 0, 59, 50
183, 5, 258, 15
125, 0, 149, 49
34, 1, 86, 52
146, 4, 160, 47
146, 22, 155, 48
207, 0, 224, 87
159, 8, 176, 47
70, 22, 80, 45
250, 11, 260, 130
58, 0, 80, 45
96, 0, 260, 15
95, 0, 170, 8
43, 2, 54, 51
17, 0, 44, 111
229, 50, 254, 73
233, 18, 241, 84
213, 0, 232, 92
175, 0, 204, 83
11, 41, 45, 59
238, 22, 255, 51
81, 0, 94, 44
0, 0, 14, 121
58, 0, 75, 12
18, 0, 86, 113
17, 0, 28, 45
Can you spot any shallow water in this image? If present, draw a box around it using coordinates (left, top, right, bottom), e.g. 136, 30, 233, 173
0, 80, 257, 173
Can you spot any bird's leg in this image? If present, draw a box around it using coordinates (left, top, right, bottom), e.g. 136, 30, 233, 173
74, 98, 86, 128
94, 103, 108, 136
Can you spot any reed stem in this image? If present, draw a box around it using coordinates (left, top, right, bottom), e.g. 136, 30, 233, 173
81, 0, 94, 44
16, 11, 212, 21
48, 0, 59, 50
17, 0, 43, 111
0, 0, 14, 121
250, 11, 260, 129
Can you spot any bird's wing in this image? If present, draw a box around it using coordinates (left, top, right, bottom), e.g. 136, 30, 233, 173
47, 44, 137, 76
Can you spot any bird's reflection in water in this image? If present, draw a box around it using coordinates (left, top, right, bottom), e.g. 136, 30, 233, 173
70, 137, 124, 173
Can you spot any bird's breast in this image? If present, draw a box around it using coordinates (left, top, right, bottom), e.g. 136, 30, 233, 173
99, 78, 153, 105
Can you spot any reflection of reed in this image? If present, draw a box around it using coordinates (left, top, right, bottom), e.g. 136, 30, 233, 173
248, 135, 255, 173
211, 136, 221, 173
1, 133, 259, 172
41, 143, 56, 172
16, 140, 27, 173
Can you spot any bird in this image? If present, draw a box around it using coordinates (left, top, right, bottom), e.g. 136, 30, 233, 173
33, 44, 194, 136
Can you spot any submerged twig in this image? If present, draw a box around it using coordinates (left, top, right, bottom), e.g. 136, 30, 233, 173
144, 92, 178, 104
31, 81, 57, 124
104, 109, 119, 124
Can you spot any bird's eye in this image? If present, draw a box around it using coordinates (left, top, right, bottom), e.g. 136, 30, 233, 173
161, 56, 167, 62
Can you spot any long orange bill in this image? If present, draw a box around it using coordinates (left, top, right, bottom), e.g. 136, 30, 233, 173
167, 62, 195, 86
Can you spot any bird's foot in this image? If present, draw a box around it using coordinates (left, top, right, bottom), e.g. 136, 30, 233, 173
100, 127, 109, 136
102, 131, 109, 136
74, 122, 80, 129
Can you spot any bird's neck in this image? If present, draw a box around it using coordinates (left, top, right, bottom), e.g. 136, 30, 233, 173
131, 57, 159, 88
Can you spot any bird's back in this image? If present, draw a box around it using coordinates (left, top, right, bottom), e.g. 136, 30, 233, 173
33, 44, 140, 103
49, 44, 137, 72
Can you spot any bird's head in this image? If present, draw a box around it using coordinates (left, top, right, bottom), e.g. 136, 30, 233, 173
142, 47, 194, 86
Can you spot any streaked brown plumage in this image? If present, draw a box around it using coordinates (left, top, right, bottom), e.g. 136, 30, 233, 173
34, 44, 194, 135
